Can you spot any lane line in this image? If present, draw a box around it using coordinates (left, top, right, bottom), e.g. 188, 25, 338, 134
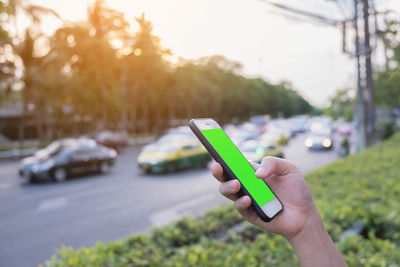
150, 193, 216, 227
37, 197, 68, 212
0, 183, 17, 190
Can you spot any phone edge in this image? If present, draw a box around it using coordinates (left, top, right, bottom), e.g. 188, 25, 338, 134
189, 119, 283, 222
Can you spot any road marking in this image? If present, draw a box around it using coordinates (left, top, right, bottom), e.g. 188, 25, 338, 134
150, 193, 216, 227
37, 197, 68, 212
0, 183, 16, 190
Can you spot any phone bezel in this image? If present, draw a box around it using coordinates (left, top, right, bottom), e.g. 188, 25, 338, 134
189, 118, 283, 222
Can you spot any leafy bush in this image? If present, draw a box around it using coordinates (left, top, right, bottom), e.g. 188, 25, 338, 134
381, 122, 396, 140
46, 134, 400, 266
277, 136, 289, 146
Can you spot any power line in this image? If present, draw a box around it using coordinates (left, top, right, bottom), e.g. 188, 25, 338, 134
264, 8, 339, 27
331, 0, 350, 20
258, 0, 341, 26
258, 0, 380, 149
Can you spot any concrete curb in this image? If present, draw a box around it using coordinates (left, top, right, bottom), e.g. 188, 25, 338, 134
128, 136, 155, 146
0, 148, 38, 160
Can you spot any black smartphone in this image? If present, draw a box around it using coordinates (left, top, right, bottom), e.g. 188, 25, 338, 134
189, 118, 283, 222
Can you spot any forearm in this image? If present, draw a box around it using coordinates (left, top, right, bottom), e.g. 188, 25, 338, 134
287, 209, 347, 267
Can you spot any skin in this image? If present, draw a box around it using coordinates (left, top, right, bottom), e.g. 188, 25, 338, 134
211, 156, 347, 267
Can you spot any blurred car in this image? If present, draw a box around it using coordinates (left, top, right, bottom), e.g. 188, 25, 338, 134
260, 129, 289, 146
239, 140, 284, 163
165, 126, 194, 137
304, 132, 333, 150
156, 132, 197, 146
288, 115, 308, 133
225, 123, 259, 146
249, 115, 269, 132
306, 116, 333, 133
95, 131, 129, 151
19, 138, 117, 182
138, 139, 210, 174
237, 122, 260, 134
267, 119, 293, 138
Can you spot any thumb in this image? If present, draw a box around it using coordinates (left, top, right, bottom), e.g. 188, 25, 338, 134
248, 160, 261, 171
254, 156, 298, 179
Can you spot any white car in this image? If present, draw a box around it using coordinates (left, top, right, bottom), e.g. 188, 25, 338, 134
305, 132, 333, 150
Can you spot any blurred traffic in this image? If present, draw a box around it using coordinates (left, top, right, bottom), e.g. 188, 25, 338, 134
136, 114, 348, 174
17, 115, 352, 181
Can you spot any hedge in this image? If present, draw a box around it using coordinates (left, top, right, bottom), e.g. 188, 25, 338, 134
45, 133, 400, 266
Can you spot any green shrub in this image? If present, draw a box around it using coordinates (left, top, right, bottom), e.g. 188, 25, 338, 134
46, 133, 400, 266
381, 122, 396, 140
277, 136, 289, 146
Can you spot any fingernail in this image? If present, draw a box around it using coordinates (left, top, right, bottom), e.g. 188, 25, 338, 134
255, 167, 267, 176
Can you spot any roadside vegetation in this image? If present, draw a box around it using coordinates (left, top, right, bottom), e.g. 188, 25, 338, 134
46, 133, 400, 266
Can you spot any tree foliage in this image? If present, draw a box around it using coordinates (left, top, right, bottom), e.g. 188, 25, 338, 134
324, 89, 355, 121
374, 20, 400, 109
2, 0, 313, 139
0, 1, 15, 103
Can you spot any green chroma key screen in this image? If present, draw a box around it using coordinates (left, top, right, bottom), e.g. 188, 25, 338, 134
202, 128, 275, 207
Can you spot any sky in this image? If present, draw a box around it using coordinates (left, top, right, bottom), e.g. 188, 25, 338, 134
28, 0, 400, 107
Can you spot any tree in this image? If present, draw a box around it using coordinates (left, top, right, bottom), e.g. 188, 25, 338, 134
45, 0, 130, 134
0, 1, 15, 104
325, 89, 355, 121
87, 0, 130, 128
171, 56, 312, 123
123, 13, 171, 133
5, 0, 61, 143
374, 21, 400, 110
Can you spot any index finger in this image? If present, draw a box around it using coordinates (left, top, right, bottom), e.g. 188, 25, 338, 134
210, 162, 228, 182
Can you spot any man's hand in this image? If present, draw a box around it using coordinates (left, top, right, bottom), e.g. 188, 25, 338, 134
211, 156, 316, 240
211, 156, 347, 267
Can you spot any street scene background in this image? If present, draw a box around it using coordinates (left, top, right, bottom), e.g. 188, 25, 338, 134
1, 0, 400, 266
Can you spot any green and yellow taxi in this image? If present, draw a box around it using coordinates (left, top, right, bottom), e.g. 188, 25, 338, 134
138, 138, 211, 174
239, 140, 284, 164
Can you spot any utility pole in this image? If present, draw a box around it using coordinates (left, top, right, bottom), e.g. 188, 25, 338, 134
352, 0, 376, 150
362, 0, 376, 146
353, 0, 367, 150
260, 0, 378, 149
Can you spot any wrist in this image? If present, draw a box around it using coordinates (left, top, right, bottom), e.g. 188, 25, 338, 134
287, 207, 326, 248
286, 208, 347, 267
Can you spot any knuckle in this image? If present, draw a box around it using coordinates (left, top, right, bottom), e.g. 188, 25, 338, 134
261, 156, 273, 165
234, 200, 241, 209
218, 183, 224, 194
212, 171, 220, 179
219, 182, 228, 195
262, 155, 273, 162
235, 199, 246, 212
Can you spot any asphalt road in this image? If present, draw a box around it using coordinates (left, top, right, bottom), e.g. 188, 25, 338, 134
0, 133, 339, 267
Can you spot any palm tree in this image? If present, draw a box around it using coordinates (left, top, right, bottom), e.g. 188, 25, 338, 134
123, 13, 171, 133
7, 0, 61, 144
0, 2, 15, 103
